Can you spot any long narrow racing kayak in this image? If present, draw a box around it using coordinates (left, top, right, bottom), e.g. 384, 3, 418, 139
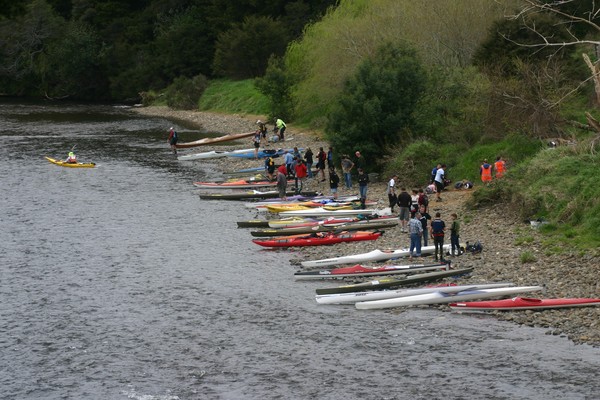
278, 207, 379, 217
316, 282, 514, 305
177, 150, 229, 160
449, 297, 600, 311
253, 230, 383, 248
302, 245, 452, 268
251, 218, 398, 237
315, 267, 473, 295
193, 179, 294, 189
355, 286, 544, 310
294, 262, 449, 280
200, 190, 318, 200
46, 156, 96, 168
175, 131, 255, 148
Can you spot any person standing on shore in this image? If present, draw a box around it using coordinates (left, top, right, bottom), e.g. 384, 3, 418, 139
274, 117, 286, 140
316, 147, 327, 182
408, 211, 423, 260
450, 213, 461, 256
387, 174, 398, 213
329, 167, 340, 199
276, 165, 287, 200
341, 154, 354, 189
397, 187, 412, 233
355, 151, 365, 172
304, 147, 314, 178
434, 164, 446, 202
430, 212, 446, 262
256, 120, 268, 146
357, 168, 369, 208
252, 129, 261, 159
294, 158, 307, 194
418, 205, 431, 248
167, 127, 178, 154
265, 156, 276, 180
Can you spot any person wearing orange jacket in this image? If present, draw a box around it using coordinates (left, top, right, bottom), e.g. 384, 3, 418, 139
494, 156, 506, 179
480, 159, 492, 184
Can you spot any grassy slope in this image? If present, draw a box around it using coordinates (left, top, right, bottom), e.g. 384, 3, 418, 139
198, 79, 270, 115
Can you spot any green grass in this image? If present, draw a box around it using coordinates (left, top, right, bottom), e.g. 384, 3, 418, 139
520, 251, 537, 263
198, 79, 270, 115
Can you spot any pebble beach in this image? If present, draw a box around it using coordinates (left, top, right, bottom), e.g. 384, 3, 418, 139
132, 106, 600, 347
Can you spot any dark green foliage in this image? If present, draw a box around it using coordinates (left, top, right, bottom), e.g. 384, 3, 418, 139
165, 74, 208, 109
212, 15, 289, 79
325, 43, 426, 170
254, 55, 294, 120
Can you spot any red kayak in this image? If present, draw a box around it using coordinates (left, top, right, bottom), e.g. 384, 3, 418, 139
449, 297, 600, 311
193, 179, 294, 189
252, 230, 382, 248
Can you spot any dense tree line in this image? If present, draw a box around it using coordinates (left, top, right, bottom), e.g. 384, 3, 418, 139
0, 0, 335, 101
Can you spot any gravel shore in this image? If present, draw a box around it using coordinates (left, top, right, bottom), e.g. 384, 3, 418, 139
131, 106, 600, 347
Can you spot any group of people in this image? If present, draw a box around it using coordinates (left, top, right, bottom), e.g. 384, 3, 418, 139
407, 210, 461, 261
480, 156, 506, 184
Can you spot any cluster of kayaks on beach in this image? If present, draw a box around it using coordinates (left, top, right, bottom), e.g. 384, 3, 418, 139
197, 174, 600, 314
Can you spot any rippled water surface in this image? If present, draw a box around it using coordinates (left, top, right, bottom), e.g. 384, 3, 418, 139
1, 100, 598, 400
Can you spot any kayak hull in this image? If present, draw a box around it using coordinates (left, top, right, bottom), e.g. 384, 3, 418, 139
46, 157, 96, 168
316, 283, 515, 305
315, 267, 474, 295
355, 286, 544, 310
252, 230, 382, 248
175, 131, 255, 148
302, 245, 452, 268
294, 262, 449, 280
251, 219, 398, 237
449, 297, 600, 311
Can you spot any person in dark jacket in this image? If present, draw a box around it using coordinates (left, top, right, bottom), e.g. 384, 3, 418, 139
329, 167, 340, 199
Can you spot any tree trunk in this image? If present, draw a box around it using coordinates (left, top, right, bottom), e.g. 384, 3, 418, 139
583, 53, 600, 107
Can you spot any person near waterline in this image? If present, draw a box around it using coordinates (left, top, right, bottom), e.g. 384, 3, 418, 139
341, 154, 354, 189
408, 211, 423, 260
65, 151, 77, 163
256, 120, 268, 146
450, 213, 461, 256
252, 129, 261, 159
387, 174, 398, 213
167, 127, 178, 154
480, 159, 492, 184
397, 187, 412, 233
274, 117, 286, 140
357, 168, 369, 208
265, 156, 276, 180
430, 212, 446, 262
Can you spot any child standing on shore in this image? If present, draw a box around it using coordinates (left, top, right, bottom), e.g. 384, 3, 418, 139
450, 213, 461, 256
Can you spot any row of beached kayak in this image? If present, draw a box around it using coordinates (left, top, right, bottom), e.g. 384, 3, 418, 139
196, 150, 600, 314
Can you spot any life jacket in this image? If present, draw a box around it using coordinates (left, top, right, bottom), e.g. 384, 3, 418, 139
431, 219, 445, 237
67, 152, 77, 163
481, 164, 492, 182
494, 160, 506, 178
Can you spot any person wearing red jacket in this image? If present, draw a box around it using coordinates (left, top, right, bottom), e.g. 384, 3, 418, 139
294, 158, 307, 193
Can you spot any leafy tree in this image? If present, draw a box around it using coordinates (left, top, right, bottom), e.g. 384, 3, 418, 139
165, 74, 209, 109
212, 15, 289, 79
254, 55, 294, 120
325, 43, 426, 170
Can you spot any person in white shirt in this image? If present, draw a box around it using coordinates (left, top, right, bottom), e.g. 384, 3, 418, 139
434, 164, 446, 202
387, 175, 398, 212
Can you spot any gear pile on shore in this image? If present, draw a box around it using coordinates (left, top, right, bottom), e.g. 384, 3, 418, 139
132, 106, 600, 347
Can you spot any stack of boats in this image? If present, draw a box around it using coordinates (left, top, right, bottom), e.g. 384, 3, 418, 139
195, 156, 600, 314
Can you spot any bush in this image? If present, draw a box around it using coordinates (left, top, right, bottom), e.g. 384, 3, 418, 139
165, 74, 208, 110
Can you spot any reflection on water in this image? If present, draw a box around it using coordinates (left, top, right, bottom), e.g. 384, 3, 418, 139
0, 101, 598, 400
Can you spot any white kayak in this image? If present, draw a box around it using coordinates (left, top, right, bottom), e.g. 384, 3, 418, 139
316, 283, 515, 305
177, 150, 229, 161
301, 245, 452, 268
295, 262, 450, 281
279, 207, 380, 217
355, 286, 544, 310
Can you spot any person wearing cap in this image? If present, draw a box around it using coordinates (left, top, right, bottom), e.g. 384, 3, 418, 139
274, 117, 286, 140
65, 151, 77, 163
167, 127, 178, 154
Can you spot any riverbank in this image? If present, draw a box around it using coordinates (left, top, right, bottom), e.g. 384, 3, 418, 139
131, 106, 599, 347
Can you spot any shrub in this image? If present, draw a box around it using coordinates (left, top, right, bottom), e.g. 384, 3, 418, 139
165, 74, 208, 110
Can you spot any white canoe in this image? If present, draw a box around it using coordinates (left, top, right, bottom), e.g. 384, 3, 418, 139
301, 245, 452, 268
355, 286, 544, 310
316, 283, 515, 305
279, 207, 379, 217
178, 150, 229, 161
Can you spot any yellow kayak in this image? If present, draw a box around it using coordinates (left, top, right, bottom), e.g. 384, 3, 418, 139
266, 204, 312, 213
45, 157, 96, 168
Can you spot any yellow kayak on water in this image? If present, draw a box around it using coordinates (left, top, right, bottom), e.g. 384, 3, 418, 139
45, 157, 96, 168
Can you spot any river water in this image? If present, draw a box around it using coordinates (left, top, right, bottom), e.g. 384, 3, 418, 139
0, 100, 598, 400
